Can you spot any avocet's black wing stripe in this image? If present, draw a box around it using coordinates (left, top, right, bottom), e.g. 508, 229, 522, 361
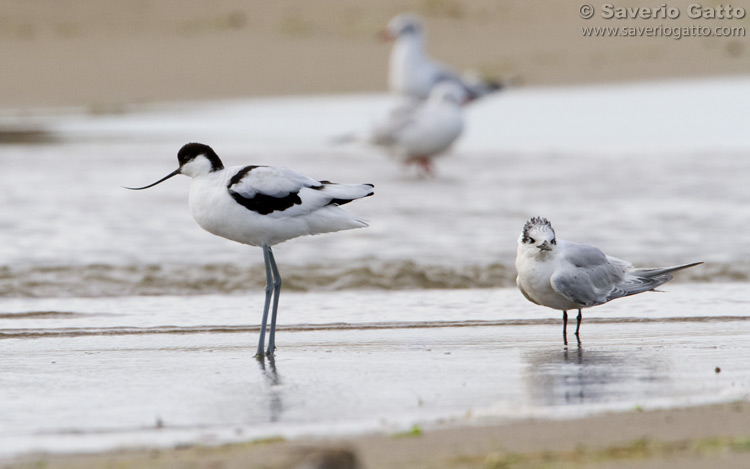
227, 166, 372, 215
228, 165, 260, 187
227, 165, 315, 215
229, 190, 303, 215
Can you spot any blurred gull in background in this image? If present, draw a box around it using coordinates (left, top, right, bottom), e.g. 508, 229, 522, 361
333, 82, 465, 175
381, 12, 506, 103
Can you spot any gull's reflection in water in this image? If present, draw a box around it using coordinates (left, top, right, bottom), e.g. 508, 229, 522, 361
257, 356, 283, 422
522, 345, 669, 406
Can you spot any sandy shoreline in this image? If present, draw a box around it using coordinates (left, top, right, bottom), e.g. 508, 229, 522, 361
2, 0, 749, 110
6, 402, 750, 468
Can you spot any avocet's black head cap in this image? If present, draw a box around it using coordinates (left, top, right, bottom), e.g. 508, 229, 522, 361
177, 142, 224, 171
124, 142, 224, 190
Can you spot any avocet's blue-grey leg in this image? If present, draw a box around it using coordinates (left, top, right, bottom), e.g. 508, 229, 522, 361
575, 309, 582, 336
256, 244, 274, 358
265, 246, 282, 356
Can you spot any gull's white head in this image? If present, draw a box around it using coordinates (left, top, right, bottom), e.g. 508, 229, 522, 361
518, 217, 557, 254
428, 82, 468, 106
383, 13, 424, 40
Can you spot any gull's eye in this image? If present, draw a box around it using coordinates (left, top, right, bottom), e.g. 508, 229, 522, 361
527, 237, 535, 244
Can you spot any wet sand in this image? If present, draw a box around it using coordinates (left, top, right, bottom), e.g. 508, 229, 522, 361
3, 284, 750, 468
10, 402, 750, 468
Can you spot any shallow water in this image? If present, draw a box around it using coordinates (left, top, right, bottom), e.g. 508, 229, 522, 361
2, 78, 750, 295
1, 78, 750, 457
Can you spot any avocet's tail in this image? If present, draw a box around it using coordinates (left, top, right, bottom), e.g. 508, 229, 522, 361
318, 182, 374, 206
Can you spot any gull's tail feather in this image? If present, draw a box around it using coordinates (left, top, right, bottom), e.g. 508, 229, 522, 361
461, 73, 516, 101
608, 262, 702, 301
633, 261, 704, 279
483, 80, 505, 93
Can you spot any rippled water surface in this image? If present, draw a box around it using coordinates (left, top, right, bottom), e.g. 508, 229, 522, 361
1, 78, 749, 457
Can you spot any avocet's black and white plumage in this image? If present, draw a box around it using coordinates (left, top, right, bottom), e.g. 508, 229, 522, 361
515, 217, 701, 343
127, 143, 374, 357
381, 13, 505, 102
